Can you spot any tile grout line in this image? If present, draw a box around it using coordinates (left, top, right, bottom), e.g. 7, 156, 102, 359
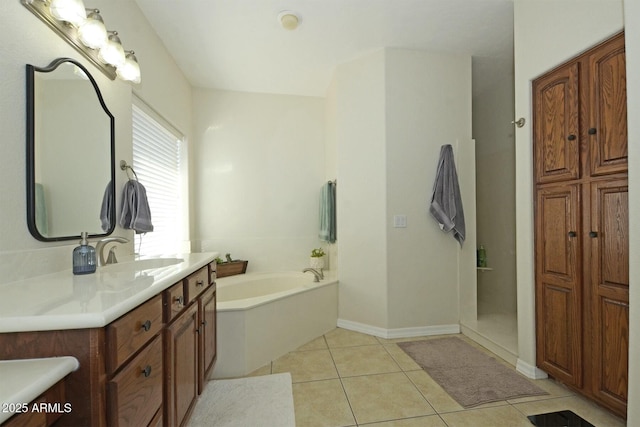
325, 332, 360, 426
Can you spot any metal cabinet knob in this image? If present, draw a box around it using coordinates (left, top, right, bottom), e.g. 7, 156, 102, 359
142, 365, 152, 378
568, 231, 577, 237
142, 320, 151, 331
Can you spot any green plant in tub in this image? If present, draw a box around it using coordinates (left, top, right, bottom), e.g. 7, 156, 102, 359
311, 248, 325, 257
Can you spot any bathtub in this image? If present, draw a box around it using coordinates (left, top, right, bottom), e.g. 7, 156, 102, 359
213, 271, 338, 378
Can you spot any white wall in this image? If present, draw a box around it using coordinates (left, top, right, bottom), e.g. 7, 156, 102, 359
623, 0, 640, 423
512, 0, 629, 388
332, 48, 474, 332
333, 49, 389, 328
385, 48, 474, 329
473, 69, 517, 315
192, 89, 326, 272
0, 1, 192, 282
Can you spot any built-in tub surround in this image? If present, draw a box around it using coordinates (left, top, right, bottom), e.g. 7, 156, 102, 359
215, 271, 338, 378
0, 253, 216, 333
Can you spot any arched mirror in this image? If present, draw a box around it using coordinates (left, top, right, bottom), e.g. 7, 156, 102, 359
26, 58, 115, 241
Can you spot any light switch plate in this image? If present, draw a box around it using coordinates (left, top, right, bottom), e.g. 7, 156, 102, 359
393, 215, 407, 228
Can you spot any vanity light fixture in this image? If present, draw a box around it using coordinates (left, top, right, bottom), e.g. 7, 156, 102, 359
98, 31, 126, 67
116, 51, 141, 84
77, 9, 107, 49
21, 0, 141, 83
49, 0, 85, 27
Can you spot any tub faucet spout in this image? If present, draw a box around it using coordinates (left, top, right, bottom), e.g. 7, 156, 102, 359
303, 268, 323, 282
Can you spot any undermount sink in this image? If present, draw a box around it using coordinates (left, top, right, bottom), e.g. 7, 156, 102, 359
100, 257, 184, 273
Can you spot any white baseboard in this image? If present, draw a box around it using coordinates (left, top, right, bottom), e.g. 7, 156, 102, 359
337, 318, 460, 339
516, 358, 549, 379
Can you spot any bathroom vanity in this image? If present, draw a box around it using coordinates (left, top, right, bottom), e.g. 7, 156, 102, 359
0, 253, 217, 427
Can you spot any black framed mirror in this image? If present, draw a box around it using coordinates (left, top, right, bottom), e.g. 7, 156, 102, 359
26, 58, 116, 241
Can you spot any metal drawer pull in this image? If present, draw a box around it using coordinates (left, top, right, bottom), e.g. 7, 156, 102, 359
588, 128, 597, 135
142, 320, 151, 331
196, 279, 205, 287
590, 231, 598, 238
568, 231, 577, 237
142, 365, 152, 378
174, 295, 184, 307
567, 134, 576, 141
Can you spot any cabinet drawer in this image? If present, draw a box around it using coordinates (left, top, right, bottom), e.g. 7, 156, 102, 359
107, 335, 163, 427
185, 266, 209, 303
106, 294, 163, 374
164, 280, 187, 323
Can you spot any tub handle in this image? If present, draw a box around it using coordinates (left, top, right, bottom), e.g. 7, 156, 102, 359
174, 295, 184, 308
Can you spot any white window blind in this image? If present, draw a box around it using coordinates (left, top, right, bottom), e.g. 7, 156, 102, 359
132, 104, 185, 256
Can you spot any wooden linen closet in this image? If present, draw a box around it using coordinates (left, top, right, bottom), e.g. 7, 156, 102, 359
533, 32, 628, 418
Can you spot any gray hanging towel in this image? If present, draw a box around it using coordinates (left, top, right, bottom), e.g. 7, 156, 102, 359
119, 179, 154, 234
429, 144, 465, 246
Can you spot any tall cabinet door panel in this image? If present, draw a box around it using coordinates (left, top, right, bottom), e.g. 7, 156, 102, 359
535, 184, 582, 386
590, 179, 629, 413
589, 34, 627, 176
533, 63, 580, 184
165, 303, 199, 427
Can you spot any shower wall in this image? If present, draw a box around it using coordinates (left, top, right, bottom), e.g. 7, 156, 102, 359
473, 70, 517, 315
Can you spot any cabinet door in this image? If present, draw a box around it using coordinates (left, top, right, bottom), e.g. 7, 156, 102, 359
198, 285, 217, 394
589, 179, 628, 414
535, 184, 582, 386
165, 303, 199, 427
533, 62, 580, 183
588, 34, 627, 176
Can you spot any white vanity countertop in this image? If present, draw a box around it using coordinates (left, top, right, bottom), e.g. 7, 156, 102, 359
0, 252, 217, 333
0, 356, 80, 423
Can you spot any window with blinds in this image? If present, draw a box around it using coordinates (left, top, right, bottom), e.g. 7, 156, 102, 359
132, 103, 186, 255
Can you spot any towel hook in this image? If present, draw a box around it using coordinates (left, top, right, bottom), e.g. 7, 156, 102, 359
512, 117, 526, 128
119, 160, 139, 181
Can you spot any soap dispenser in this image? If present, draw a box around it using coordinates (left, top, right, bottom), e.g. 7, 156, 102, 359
73, 232, 96, 275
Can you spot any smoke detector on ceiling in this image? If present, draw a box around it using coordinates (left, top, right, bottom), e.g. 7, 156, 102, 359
278, 11, 300, 30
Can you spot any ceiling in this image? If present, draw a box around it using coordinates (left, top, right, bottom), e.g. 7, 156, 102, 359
134, 0, 514, 98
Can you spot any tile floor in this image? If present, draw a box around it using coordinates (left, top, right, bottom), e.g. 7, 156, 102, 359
247, 328, 626, 427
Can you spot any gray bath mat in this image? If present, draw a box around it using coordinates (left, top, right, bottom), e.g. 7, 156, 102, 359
398, 337, 547, 408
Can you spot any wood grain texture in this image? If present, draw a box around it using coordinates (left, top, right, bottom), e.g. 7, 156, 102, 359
107, 335, 163, 427
106, 294, 163, 375
533, 32, 628, 419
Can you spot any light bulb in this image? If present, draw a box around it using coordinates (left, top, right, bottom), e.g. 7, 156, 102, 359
117, 52, 141, 84
78, 10, 107, 49
49, 0, 86, 27
99, 32, 125, 67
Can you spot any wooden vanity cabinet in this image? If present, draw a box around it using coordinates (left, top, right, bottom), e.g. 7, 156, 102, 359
198, 284, 217, 394
0, 260, 217, 427
163, 263, 217, 427
105, 294, 164, 427
3, 379, 66, 427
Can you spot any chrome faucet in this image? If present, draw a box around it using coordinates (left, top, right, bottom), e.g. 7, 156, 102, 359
303, 268, 323, 282
96, 237, 129, 267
